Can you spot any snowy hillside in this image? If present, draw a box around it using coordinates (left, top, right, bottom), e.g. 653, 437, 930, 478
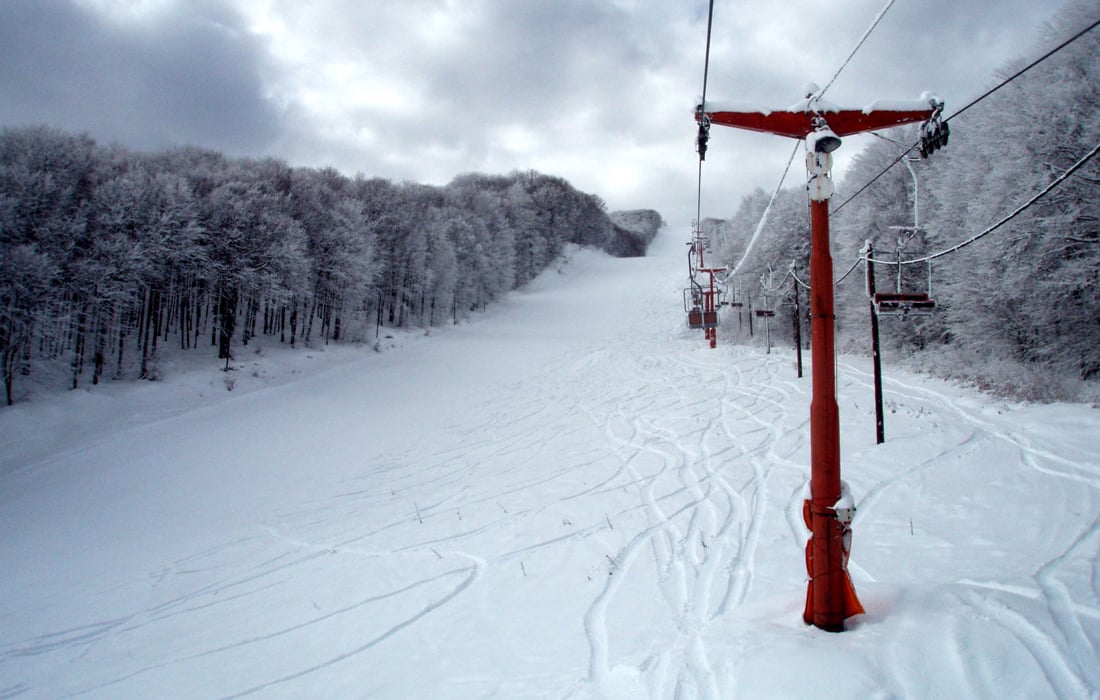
1, 230, 1098, 698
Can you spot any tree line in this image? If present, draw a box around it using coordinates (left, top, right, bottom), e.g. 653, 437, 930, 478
0, 129, 659, 405
709, 0, 1099, 399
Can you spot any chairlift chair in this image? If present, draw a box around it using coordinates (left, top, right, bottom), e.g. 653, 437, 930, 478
873, 260, 936, 316
875, 166, 938, 318
725, 276, 744, 308
872, 291, 935, 315
683, 288, 705, 329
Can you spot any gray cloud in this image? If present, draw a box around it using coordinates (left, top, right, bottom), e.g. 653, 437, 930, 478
0, 0, 1075, 227
0, 0, 281, 155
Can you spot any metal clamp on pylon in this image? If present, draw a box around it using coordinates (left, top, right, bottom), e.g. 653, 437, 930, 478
802, 487, 865, 630
919, 97, 948, 158
696, 112, 711, 161
806, 150, 835, 202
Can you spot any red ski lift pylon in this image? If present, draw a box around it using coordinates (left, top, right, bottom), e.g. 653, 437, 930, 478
697, 90, 941, 631
686, 227, 726, 348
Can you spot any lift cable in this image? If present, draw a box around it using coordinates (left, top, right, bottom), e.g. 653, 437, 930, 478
832, 150, 908, 216
834, 257, 864, 286
725, 141, 802, 279
700, 0, 716, 108
790, 267, 811, 290
871, 132, 910, 149
833, 15, 1100, 216
783, 256, 858, 291
730, 0, 898, 292
864, 139, 1100, 266
696, 159, 706, 237
695, 0, 716, 227
815, 0, 898, 100
947, 15, 1100, 125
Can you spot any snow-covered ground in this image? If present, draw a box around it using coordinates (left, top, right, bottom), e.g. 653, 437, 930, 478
2, 230, 1098, 699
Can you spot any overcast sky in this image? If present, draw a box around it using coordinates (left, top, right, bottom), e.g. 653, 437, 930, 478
0, 0, 1072, 227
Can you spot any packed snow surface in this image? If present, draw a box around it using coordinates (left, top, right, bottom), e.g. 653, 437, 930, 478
2, 231, 1099, 698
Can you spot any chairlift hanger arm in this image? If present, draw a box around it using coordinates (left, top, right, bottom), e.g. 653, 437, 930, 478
696, 104, 936, 139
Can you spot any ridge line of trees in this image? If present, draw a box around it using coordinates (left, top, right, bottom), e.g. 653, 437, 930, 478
0, 131, 661, 405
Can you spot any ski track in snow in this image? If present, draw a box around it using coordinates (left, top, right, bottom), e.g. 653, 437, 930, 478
835, 360, 1100, 698
577, 348, 805, 699
839, 362, 1100, 489
1, 235, 1099, 698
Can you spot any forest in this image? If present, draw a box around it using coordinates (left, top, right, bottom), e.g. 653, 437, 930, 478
707, 0, 1099, 401
0, 131, 661, 405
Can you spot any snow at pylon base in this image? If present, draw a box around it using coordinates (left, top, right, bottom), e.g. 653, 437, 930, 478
1, 229, 1099, 699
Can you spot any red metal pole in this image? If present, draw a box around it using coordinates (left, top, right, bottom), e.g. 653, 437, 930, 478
806, 197, 843, 629
803, 154, 863, 631
696, 98, 937, 630
695, 232, 721, 349
707, 271, 717, 348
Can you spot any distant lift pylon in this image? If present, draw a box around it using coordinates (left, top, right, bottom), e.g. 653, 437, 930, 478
685, 225, 726, 348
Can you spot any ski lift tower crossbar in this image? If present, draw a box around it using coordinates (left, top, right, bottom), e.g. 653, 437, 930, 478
696, 94, 940, 631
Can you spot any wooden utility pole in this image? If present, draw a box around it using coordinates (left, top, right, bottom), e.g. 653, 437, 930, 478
697, 93, 939, 631
865, 242, 886, 445
793, 273, 803, 379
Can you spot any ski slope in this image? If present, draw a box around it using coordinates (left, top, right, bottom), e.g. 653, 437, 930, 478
2, 230, 1099, 699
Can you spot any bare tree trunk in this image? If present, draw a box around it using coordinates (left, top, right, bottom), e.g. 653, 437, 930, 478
3, 346, 14, 406
321, 295, 332, 344
2, 315, 17, 405
92, 302, 107, 385
305, 298, 317, 345
140, 288, 158, 379
115, 322, 126, 380
71, 304, 87, 390
241, 294, 253, 346
163, 276, 174, 344
151, 287, 163, 354
136, 287, 150, 367
194, 288, 205, 350
290, 302, 298, 347
179, 291, 191, 350
333, 300, 342, 342
217, 286, 238, 364
249, 297, 259, 341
